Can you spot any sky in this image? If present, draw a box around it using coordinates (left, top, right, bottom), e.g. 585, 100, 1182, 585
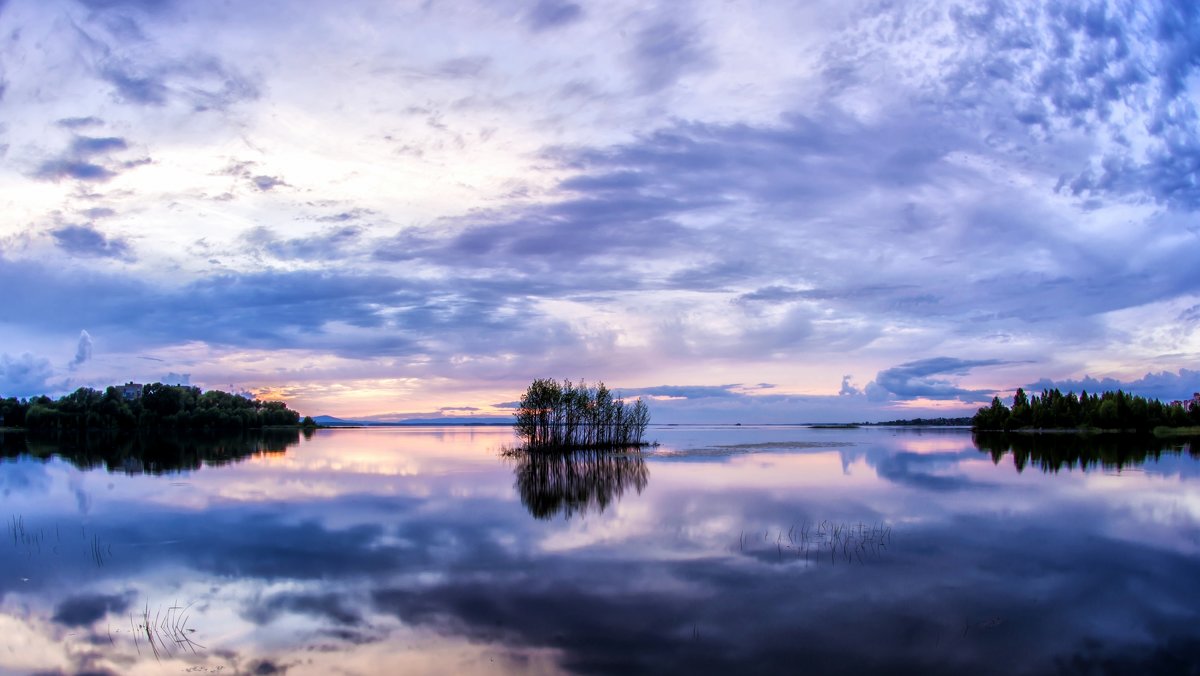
1, 0, 1198, 422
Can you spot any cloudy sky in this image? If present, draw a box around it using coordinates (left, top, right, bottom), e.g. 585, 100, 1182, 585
1, 0, 1198, 422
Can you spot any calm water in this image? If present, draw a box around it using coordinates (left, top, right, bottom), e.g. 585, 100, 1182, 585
1, 426, 1199, 675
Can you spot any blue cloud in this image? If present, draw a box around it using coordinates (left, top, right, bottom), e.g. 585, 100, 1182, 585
621, 385, 743, 400
527, 0, 582, 32
871, 358, 1008, 403
0, 352, 55, 398
1027, 369, 1200, 402
36, 160, 115, 181
251, 175, 287, 191
50, 225, 133, 259
77, 0, 175, 11
631, 20, 712, 93
56, 116, 104, 128
102, 65, 168, 105
99, 54, 258, 110
245, 225, 363, 260
70, 135, 128, 155
434, 56, 490, 79
52, 592, 132, 627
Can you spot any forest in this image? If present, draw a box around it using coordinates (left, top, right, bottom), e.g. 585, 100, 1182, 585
513, 378, 650, 449
972, 387, 1200, 432
0, 383, 303, 432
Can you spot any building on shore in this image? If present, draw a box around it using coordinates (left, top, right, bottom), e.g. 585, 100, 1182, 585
117, 383, 143, 401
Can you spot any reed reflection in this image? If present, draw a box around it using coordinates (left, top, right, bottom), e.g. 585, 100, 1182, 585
506, 448, 649, 520
0, 428, 301, 475
973, 431, 1200, 473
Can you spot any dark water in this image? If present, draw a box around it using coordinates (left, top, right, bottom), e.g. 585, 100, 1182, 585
1, 426, 1198, 675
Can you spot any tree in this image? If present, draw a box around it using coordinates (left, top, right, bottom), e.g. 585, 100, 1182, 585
514, 378, 650, 450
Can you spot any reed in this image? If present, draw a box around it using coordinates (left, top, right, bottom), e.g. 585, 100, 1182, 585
733, 518, 893, 566
132, 600, 204, 661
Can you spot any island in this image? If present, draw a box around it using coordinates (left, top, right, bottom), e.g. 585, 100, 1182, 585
513, 378, 650, 450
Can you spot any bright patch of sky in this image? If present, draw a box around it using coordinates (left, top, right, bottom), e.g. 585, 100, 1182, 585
1, 0, 1198, 421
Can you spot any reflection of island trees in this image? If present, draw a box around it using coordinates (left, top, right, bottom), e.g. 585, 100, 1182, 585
973, 431, 1199, 473
508, 448, 649, 520
0, 429, 300, 475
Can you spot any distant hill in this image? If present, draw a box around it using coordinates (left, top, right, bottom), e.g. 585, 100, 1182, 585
866, 417, 973, 427
312, 415, 510, 426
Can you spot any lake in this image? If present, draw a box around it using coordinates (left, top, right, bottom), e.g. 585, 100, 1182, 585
1, 426, 1198, 675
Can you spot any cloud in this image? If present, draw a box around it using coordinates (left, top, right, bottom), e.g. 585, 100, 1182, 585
0, 353, 55, 398
52, 592, 133, 627
99, 54, 259, 110
50, 225, 133, 260
219, 161, 289, 193
245, 225, 363, 260
81, 207, 116, 219
0, 256, 592, 367
35, 134, 139, 183
70, 135, 128, 155
36, 160, 115, 182
77, 0, 176, 12
102, 66, 167, 105
527, 0, 582, 32
312, 207, 374, 223
838, 375, 860, 396
1027, 368, 1200, 402
434, 56, 490, 79
70, 330, 93, 370
620, 384, 744, 400
252, 175, 287, 191
56, 116, 104, 128
869, 358, 1007, 403
872, 450, 991, 492
242, 591, 363, 628
1, 0, 1197, 417
630, 20, 712, 93
855, 0, 1200, 210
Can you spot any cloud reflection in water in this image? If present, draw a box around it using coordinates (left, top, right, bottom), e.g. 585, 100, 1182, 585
0, 427, 1196, 674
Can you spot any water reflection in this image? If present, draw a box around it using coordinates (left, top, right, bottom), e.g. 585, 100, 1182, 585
0, 428, 300, 474
973, 431, 1200, 472
507, 448, 649, 519
0, 427, 1198, 674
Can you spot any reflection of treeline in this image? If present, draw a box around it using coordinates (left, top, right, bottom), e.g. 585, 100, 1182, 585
973, 431, 1198, 473
507, 448, 649, 520
0, 384, 301, 432
972, 388, 1200, 431
0, 428, 301, 475
514, 379, 650, 449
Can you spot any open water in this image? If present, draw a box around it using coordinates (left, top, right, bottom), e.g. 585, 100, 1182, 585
1, 425, 1198, 675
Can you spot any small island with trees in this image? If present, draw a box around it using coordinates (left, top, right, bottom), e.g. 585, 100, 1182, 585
513, 378, 650, 450
0, 383, 309, 433
972, 387, 1200, 433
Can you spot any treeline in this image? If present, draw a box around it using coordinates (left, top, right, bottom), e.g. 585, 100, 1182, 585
869, 417, 973, 427
972, 387, 1200, 431
0, 383, 302, 432
514, 378, 650, 449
